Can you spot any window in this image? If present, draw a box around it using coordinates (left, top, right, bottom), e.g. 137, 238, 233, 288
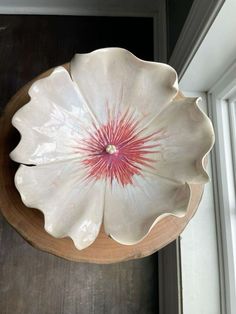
208, 60, 236, 314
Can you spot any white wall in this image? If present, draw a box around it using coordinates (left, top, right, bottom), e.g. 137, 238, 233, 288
179, 1, 236, 313
180, 0, 236, 92
180, 92, 221, 314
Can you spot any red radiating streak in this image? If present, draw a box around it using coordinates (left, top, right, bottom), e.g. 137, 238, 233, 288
79, 110, 163, 186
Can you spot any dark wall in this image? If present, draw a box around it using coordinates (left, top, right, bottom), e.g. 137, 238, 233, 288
166, 0, 194, 59
0, 15, 153, 114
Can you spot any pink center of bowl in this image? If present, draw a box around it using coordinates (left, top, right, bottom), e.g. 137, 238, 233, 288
80, 111, 162, 186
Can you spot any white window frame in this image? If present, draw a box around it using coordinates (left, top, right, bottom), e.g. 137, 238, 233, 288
207, 61, 236, 314
171, 0, 236, 313
178, 91, 220, 314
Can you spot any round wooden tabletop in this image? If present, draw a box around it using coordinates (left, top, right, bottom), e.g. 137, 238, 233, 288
0, 65, 204, 264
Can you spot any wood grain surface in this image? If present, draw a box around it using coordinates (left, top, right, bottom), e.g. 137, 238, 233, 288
0, 216, 159, 314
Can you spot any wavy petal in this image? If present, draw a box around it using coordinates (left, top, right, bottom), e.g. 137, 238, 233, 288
15, 161, 105, 250
104, 173, 190, 245
10, 67, 95, 165
138, 96, 215, 183
71, 48, 178, 125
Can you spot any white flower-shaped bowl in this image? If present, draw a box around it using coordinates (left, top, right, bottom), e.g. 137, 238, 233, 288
10, 48, 215, 250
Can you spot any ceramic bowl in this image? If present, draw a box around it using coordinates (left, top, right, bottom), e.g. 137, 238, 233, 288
10, 48, 214, 250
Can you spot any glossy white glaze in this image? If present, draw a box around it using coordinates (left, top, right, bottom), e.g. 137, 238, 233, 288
10, 48, 215, 250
